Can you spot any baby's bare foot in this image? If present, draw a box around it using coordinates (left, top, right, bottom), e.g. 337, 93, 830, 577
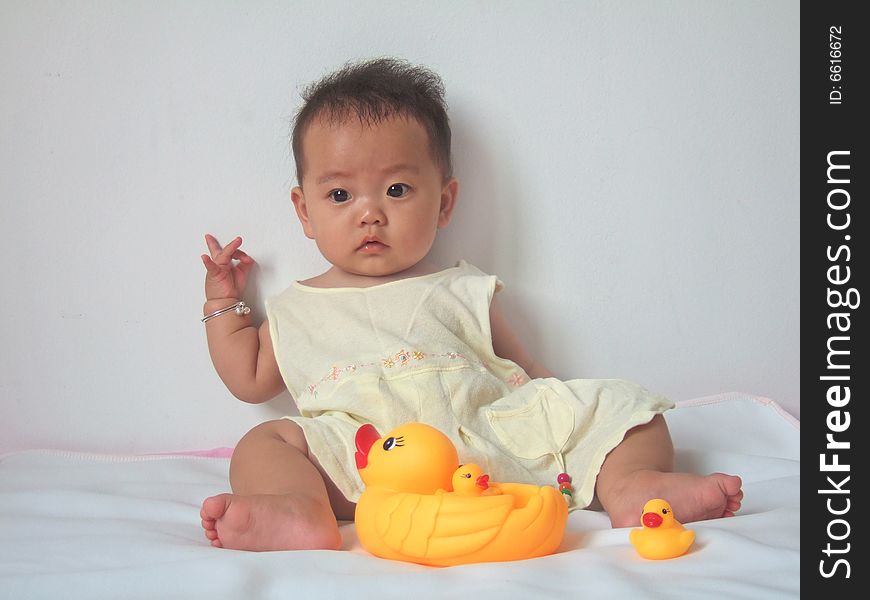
200, 493, 341, 551
606, 471, 743, 528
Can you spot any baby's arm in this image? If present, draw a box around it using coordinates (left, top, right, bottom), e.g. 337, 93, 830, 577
489, 296, 554, 380
201, 234, 286, 403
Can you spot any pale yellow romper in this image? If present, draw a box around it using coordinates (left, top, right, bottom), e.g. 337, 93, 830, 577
266, 261, 673, 511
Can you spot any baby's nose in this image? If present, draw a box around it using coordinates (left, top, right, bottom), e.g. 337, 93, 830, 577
358, 197, 387, 225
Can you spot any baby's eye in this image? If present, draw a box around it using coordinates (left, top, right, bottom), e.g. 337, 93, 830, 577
329, 189, 351, 203
386, 183, 410, 198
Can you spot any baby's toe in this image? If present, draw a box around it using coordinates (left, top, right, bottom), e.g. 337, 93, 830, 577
721, 474, 742, 495
201, 494, 232, 521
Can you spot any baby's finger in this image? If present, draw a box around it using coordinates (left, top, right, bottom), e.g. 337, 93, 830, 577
232, 249, 256, 264
201, 254, 221, 275
204, 234, 223, 258
235, 269, 250, 293
236, 253, 255, 277
217, 236, 243, 263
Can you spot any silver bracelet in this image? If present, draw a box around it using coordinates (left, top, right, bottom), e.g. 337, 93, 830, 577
201, 301, 251, 323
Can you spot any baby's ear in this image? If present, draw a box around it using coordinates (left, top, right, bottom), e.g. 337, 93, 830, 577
438, 177, 459, 228
291, 186, 316, 239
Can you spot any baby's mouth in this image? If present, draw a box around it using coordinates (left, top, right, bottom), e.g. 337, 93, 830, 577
358, 238, 388, 252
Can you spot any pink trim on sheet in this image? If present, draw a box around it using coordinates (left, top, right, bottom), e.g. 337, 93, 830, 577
155, 447, 234, 458
675, 392, 800, 430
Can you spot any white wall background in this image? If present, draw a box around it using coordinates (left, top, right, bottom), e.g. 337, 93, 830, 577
0, 1, 799, 454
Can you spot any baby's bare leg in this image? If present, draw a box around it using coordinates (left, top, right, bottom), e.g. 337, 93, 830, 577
200, 419, 353, 551
594, 415, 743, 528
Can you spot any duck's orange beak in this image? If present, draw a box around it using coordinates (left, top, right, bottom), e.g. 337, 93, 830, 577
355, 424, 381, 470
642, 512, 663, 528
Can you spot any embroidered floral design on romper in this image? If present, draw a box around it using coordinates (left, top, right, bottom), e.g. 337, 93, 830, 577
507, 373, 526, 387
307, 349, 468, 398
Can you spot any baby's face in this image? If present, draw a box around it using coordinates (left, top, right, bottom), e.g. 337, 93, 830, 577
292, 115, 456, 279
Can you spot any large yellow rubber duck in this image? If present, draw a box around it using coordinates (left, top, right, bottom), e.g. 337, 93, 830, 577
354, 422, 568, 567
629, 499, 695, 559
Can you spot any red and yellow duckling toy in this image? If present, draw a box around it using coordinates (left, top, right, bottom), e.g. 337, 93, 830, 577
629, 499, 695, 559
451, 463, 501, 496
354, 422, 568, 567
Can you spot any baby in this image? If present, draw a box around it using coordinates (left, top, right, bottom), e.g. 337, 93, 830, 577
199, 58, 742, 552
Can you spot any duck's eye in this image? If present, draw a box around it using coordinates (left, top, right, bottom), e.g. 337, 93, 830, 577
662, 508, 669, 514
383, 437, 397, 451
462, 473, 472, 478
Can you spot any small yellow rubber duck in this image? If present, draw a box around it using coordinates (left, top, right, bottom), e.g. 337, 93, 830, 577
629, 499, 695, 559
451, 464, 501, 496
354, 422, 567, 567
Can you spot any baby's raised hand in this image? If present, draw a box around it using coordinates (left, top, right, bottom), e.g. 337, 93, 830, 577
201, 234, 256, 300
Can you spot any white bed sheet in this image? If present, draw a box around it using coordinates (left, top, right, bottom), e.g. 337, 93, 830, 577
0, 393, 799, 599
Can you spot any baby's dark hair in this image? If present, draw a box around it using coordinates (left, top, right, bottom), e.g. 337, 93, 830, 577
291, 57, 452, 184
